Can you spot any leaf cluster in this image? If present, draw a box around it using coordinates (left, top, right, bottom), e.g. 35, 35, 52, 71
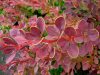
49, 65, 63, 75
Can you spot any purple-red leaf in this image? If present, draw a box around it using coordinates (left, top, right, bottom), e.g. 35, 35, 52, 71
30, 27, 41, 37
88, 29, 99, 41
10, 28, 20, 37
64, 27, 76, 37
67, 43, 79, 58
55, 16, 65, 32
37, 17, 45, 33
79, 42, 93, 57
3, 37, 18, 45
14, 36, 27, 45
6, 52, 16, 64
46, 25, 60, 40
78, 19, 88, 32
36, 44, 49, 59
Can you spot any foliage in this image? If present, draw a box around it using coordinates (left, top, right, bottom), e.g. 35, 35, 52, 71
49, 65, 63, 75
0, 0, 100, 75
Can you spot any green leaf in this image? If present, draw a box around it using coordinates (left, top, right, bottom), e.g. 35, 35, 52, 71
59, 10, 63, 14
42, 30, 48, 37
60, 0, 65, 7
0, 51, 3, 55
54, 1, 59, 6
0, 8, 4, 15
19, 6, 34, 18
48, 0, 54, 6
33, 9, 46, 17
57, 65, 63, 73
0, 51, 5, 64
49, 65, 63, 75
0, 70, 5, 75
38, 9, 42, 14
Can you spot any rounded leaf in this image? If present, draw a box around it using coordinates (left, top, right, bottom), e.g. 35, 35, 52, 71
46, 25, 60, 40
30, 27, 41, 37
88, 29, 99, 41
57, 37, 69, 52
37, 17, 45, 32
36, 44, 49, 59
55, 16, 65, 32
64, 27, 76, 37
78, 19, 88, 32
79, 42, 93, 57
67, 43, 79, 58
10, 28, 20, 37
14, 36, 27, 45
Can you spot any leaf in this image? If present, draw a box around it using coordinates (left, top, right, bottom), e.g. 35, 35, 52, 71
42, 30, 48, 37
25, 32, 36, 40
10, 28, 20, 37
57, 37, 69, 52
2, 46, 15, 54
55, 16, 65, 32
30, 27, 41, 37
64, 27, 76, 37
57, 65, 63, 73
82, 61, 90, 71
0, 70, 5, 75
37, 17, 45, 33
88, 29, 99, 41
0, 8, 4, 15
6, 52, 16, 64
3, 37, 18, 45
18, 5, 34, 18
78, 19, 88, 32
46, 25, 60, 40
36, 44, 49, 59
79, 42, 93, 57
67, 43, 79, 58
54, 1, 59, 6
14, 36, 27, 45
49, 65, 63, 75
33, 9, 46, 17
60, 0, 65, 7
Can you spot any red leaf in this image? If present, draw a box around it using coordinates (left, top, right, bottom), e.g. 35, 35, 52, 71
37, 17, 45, 32
10, 28, 20, 37
57, 37, 69, 52
79, 42, 93, 57
2, 46, 15, 54
64, 27, 76, 37
78, 19, 88, 32
30, 27, 41, 37
88, 29, 99, 41
6, 52, 16, 64
36, 44, 49, 59
3, 37, 18, 45
14, 36, 27, 45
55, 16, 65, 32
67, 43, 79, 58
46, 25, 60, 40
